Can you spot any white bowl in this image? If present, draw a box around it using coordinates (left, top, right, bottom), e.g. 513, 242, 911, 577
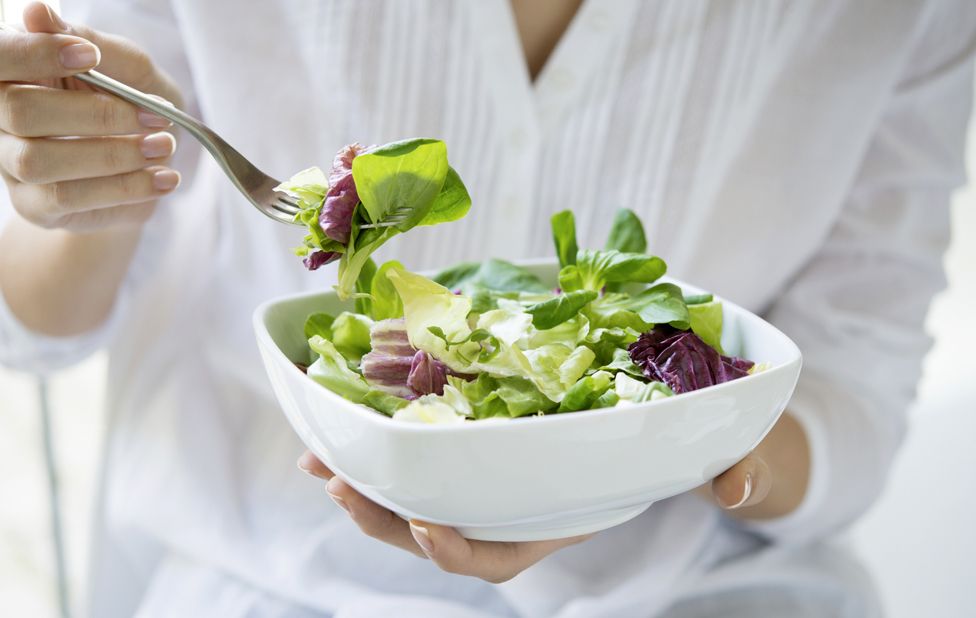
253, 260, 801, 541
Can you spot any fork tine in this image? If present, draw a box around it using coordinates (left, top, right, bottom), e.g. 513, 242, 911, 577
275, 193, 301, 210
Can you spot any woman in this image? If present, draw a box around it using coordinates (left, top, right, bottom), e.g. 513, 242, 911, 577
1, 1, 972, 616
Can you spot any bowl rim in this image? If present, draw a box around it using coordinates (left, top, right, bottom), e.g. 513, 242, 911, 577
252, 258, 802, 434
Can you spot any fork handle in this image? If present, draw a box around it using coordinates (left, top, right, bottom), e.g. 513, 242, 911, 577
74, 70, 210, 141
74, 70, 248, 184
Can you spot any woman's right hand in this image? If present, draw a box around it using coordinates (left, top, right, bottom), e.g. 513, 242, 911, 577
0, 2, 184, 232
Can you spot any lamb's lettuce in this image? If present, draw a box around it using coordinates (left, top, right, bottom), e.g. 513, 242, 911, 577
281, 139, 471, 300
551, 210, 578, 269
525, 290, 598, 330
604, 209, 647, 254
561, 249, 667, 293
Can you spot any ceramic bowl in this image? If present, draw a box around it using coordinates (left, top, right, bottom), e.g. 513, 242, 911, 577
253, 260, 801, 541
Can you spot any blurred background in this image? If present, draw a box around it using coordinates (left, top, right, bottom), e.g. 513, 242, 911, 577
1, 1, 975, 616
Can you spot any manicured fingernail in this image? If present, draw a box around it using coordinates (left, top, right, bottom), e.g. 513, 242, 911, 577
47, 6, 69, 31
328, 492, 351, 514
725, 473, 753, 509
59, 43, 99, 69
138, 110, 172, 129
296, 453, 314, 475
140, 132, 175, 159
410, 521, 434, 555
152, 169, 180, 191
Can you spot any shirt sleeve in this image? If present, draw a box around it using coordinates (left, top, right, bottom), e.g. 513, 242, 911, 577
742, 2, 976, 543
0, 0, 200, 374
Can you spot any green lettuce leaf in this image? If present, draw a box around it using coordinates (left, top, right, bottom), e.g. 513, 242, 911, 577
550, 210, 579, 268
352, 138, 449, 228
355, 257, 378, 316
598, 347, 645, 378
304, 312, 335, 340
557, 371, 613, 412
418, 167, 472, 226
386, 268, 478, 371
371, 260, 406, 320
330, 312, 373, 363
525, 290, 598, 330
604, 209, 647, 254
451, 374, 555, 419
308, 335, 370, 403
451, 258, 549, 295
688, 300, 724, 353
629, 283, 690, 328
391, 384, 472, 424
614, 373, 673, 403
363, 389, 410, 416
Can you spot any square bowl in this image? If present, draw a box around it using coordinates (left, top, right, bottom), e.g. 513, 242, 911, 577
253, 260, 801, 541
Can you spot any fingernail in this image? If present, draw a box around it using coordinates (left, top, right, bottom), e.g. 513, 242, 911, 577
296, 451, 318, 476
47, 6, 69, 31
410, 521, 434, 555
725, 473, 753, 510
59, 43, 99, 69
140, 132, 175, 159
328, 492, 351, 515
138, 110, 172, 129
152, 169, 180, 192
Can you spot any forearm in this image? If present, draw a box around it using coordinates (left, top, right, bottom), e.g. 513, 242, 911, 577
0, 216, 141, 336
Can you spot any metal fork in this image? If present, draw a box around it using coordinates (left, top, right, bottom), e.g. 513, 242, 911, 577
74, 70, 302, 225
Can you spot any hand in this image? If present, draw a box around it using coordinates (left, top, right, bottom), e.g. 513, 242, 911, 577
295, 413, 809, 582
698, 411, 810, 519
0, 2, 183, 232
296, 451, 591, 583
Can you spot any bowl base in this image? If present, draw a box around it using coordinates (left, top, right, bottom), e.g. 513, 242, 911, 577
452, 503, 653, 542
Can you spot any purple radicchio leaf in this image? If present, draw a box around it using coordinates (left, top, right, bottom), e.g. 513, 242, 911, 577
302, 250, 341, 271
628, 325, 753, 394
360, 319, 417, 398
406, 351, 450, 396
319, 143, 370, 245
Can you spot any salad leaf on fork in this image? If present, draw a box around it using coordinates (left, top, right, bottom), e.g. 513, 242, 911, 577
277, 138, 471, 299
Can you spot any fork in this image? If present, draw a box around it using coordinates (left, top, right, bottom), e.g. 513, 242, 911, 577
73, 70, 302, 225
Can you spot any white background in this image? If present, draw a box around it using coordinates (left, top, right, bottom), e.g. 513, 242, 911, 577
1, 0, 975, 615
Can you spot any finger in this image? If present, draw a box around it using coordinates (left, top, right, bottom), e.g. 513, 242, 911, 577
0, 83, 172, 137
296, 450, 334, 480
0, 28, 99, 81
711, 452, 772, 510
326, 476, 428, 559
409, 522, 591, 583
8, 165, 179, 227
0, 131, 175, 184
55, 200, 159, 232
25, 2, 170, 95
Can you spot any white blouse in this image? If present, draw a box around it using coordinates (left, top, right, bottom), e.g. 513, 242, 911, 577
2, 1, 974, 616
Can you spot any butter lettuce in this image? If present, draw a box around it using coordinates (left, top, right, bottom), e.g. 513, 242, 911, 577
308, 336, 370, 403
330, 312, 373, 364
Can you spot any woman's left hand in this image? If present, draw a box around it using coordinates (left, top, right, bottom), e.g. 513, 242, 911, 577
296, 412, 808, 583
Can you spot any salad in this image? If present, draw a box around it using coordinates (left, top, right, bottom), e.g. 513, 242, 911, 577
275, 140, 763, 424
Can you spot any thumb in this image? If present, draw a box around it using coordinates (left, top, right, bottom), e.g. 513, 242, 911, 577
711, 452, 772, 510
22, 2, 69, 35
